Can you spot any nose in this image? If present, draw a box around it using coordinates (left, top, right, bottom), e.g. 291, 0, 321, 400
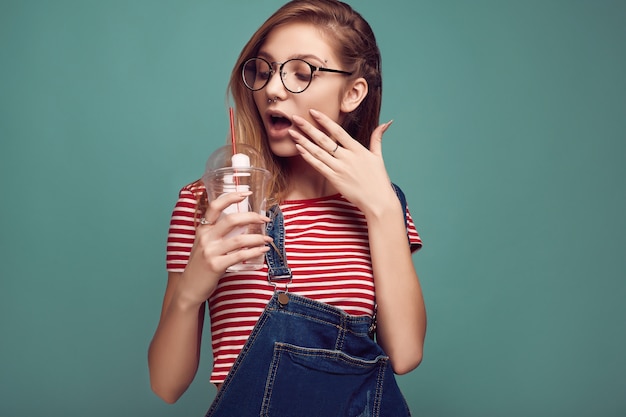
264, 65, 288, 100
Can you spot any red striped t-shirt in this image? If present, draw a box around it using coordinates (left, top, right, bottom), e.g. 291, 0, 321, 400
166, 181, 422, 384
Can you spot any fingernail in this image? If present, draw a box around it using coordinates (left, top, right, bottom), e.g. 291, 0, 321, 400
382, 120, 393, 132
309, 109, 321, 117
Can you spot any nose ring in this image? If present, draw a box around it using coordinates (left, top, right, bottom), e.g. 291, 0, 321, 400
267, 97, 278, 104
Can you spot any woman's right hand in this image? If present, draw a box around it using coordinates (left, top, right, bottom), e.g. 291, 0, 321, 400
149, 190, 271, 404
175, 191, 272, 306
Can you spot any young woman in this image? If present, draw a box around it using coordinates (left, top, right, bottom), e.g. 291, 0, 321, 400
149, 0, 426, 415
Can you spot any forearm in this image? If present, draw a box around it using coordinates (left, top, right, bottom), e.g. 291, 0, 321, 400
365, 196, 426, 374
148, 290, 206, 403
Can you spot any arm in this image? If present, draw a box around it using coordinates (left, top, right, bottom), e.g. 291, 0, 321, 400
289, 110, 427, 374
364, 189, 426, 374
148, 191, 272, 403
148, 272, 206, 403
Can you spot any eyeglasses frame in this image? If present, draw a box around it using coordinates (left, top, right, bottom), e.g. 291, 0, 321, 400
242, 57, 353, 94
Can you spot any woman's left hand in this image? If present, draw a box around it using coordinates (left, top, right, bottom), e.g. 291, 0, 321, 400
291, 109, 426, 374
289, 109, 396, 215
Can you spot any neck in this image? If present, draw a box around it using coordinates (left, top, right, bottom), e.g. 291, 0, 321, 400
283, 156, 339, 200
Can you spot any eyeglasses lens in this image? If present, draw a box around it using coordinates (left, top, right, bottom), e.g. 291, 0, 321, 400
280, 60, 312, 93
243, 59, 270, 91
243, 58, 312, 93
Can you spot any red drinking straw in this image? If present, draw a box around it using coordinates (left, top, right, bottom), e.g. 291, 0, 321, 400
229, 107, 241, 211
229, 107, 237, 154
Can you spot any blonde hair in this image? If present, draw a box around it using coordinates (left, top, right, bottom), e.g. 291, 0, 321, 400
228, 0, 383, 204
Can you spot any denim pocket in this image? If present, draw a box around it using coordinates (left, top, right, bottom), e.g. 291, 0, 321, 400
260, 342, 388, 417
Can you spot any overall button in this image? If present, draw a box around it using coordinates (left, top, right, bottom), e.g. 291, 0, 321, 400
278, 292, 290, 306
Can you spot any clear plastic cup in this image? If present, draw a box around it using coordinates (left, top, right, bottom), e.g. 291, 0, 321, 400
202, 144, 270, 271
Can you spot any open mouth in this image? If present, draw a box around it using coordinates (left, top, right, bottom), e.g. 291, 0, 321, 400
269, 114, 293, 131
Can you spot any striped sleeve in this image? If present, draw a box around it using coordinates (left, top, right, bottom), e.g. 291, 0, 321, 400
392, 183, 423, 253
166, 182, 203, 272
405, 205, 423, 253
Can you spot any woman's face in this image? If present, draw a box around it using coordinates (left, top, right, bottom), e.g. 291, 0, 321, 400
252, 22, 351, 157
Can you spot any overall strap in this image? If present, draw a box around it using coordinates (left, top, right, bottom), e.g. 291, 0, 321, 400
391, 182, 410, 245
265, 204, 292, 283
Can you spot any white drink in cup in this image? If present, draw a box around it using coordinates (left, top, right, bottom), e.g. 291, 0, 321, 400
203, 145, 270, 272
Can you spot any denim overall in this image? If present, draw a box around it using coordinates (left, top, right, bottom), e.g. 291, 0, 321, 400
205, 185, 412, 417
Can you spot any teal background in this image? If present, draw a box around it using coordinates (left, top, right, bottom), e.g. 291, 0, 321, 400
1, 0, 624, 416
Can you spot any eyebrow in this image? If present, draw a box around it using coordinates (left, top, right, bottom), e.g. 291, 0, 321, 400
257, 52, 327, 66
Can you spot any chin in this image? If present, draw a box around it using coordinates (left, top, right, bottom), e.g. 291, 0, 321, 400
267, 140, 299, 158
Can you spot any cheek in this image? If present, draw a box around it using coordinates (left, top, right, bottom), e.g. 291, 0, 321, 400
306, 97, 342, 123
253, 92, 265, 110
316, 88, 345, 120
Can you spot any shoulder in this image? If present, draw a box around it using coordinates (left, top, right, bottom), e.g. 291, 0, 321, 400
178, 179, 205, 199
391, 183, 407, 208
391, 183, 423, 253
169, 179, 206, 224
172, 180, 206, 211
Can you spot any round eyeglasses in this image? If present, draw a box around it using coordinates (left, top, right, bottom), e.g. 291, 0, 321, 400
242, 57, 353, 94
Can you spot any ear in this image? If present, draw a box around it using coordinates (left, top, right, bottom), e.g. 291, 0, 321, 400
340, 77, 368, 113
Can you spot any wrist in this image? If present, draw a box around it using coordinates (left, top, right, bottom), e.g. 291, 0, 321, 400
362, 190, 404, 222
171, 291, 206, 313
170, 277, 213, 313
